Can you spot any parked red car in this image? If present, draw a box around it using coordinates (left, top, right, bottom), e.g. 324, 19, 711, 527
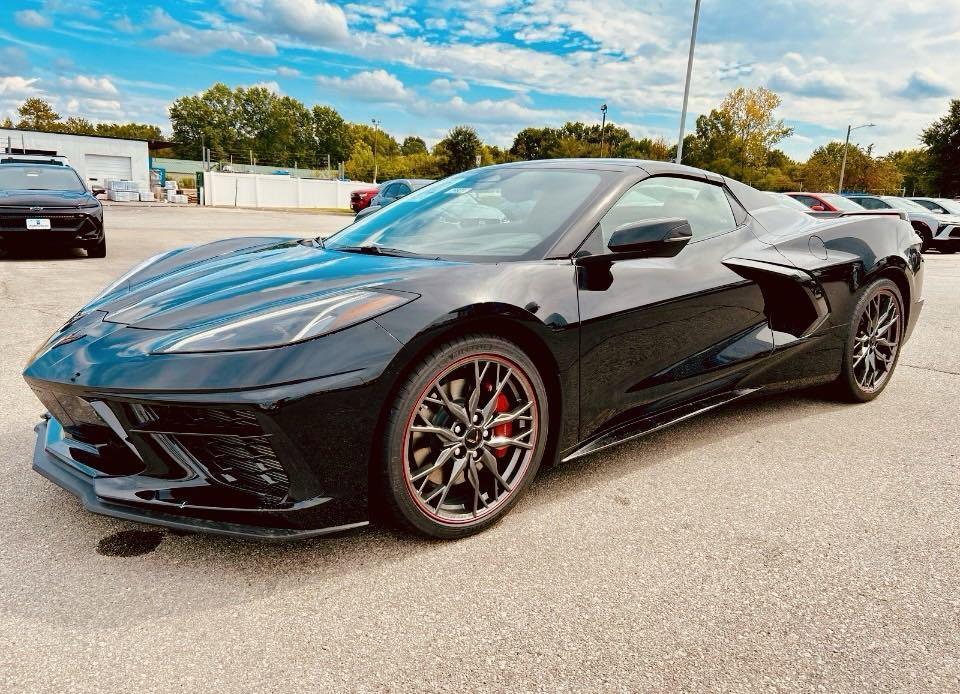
350, 187, 379, 212
784, 192, 864, 213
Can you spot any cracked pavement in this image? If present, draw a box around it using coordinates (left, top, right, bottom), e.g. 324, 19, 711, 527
0, 206, 958, 692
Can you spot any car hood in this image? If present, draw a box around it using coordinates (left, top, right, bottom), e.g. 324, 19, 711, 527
0, 189, 97, 208
89, 236, 458, 331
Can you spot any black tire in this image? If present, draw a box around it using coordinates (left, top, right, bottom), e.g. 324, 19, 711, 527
379, 335, 549, 538
832, 278, 904, 403
86, 237, 107, 258
915, 227, 932, 253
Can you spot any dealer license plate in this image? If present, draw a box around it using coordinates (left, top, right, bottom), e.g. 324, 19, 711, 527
26, 218, 51, 230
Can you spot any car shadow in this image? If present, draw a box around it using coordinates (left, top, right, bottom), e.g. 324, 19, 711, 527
0, 246, 88, 260
5, 388, 850, 630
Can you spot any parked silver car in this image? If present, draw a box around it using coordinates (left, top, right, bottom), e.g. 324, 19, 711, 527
845, 195, 949, 252
355, 178, 434, 220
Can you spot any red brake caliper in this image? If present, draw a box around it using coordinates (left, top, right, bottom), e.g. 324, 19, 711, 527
493, 392, 512, 458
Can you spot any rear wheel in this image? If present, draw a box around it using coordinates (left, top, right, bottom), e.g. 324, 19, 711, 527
914, 225, 932, 252
380, 336, 548, 538
833, 279, 904, 402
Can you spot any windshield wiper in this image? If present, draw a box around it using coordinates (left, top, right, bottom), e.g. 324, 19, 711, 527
332, 244, 430, 259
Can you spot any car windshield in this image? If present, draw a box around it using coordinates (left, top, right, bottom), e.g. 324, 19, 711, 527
819, 193, 864, 212
886, 197, 929, 212
0, 166, 85, 192
326, 168, 609, 261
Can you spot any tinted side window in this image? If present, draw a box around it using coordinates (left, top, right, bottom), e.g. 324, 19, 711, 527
380, 183, 398, 199
599, 177, 738, 245
855, 197, 887, 210
395, 183, 412, 197
793, 195, 820, 208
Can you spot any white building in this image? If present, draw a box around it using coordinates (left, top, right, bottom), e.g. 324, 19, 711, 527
0, 128, 150, 189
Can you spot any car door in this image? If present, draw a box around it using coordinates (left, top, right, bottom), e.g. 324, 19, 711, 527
576, 175, 772, 439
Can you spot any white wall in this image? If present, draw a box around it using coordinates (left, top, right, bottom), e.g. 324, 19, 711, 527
0, 129, 150, 187
203, 172, 374, 210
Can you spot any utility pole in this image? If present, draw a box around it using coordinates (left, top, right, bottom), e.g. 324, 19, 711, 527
371, 118, 381, 183
676, 0, 702, 164
838, 122, 876, 194
599, 104, 608, 157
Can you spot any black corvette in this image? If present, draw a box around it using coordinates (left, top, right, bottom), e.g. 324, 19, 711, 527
24, 159, 923, 539
0, 162, 106, 257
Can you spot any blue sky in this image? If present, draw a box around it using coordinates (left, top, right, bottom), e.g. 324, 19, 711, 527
1, 0, 956, 159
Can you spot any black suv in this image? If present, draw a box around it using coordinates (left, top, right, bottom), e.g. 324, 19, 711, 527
0, 162, 105, 257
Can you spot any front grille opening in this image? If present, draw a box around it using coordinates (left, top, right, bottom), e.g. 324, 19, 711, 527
131, 404, 291, 501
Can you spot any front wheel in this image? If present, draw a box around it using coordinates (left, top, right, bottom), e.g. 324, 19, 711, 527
833, 278, 904, 402
380, 336, 549, 538
85, 237, 106, 258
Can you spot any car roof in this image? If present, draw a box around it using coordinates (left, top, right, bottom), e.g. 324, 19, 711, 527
0, 161, 72, 169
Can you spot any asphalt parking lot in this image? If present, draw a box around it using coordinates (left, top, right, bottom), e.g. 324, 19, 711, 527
1, 205, 958, 692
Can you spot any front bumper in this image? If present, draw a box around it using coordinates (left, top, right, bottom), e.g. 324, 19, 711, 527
26, 370, 384, 540
0, 211, 103, 247
33, 417, 367, 540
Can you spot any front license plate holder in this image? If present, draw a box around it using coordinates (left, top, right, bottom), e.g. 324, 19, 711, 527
26, 218, 52, 230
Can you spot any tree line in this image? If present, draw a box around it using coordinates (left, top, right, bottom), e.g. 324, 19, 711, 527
6, 85, 960, 196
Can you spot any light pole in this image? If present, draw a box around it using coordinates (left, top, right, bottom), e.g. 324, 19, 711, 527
837, 122, 876, 194
599, 103, 608, 157
371, 118, 381, 183
676, 0, 702, 164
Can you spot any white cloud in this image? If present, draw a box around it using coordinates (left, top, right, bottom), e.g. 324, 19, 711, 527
0, 76, 41, 97
58, 75, 119, 97
14, 10, 51, 28
317, 69, 410, 103
428, 77, 469, 94
224, 0, 349, 44
111, 15, 137, 33
152, 27, 277, 57
276, 66, 301, 77
246, 80, 281, 94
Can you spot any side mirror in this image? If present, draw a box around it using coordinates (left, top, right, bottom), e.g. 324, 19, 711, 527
606, 217, 693, 258
811, 204, 826, 212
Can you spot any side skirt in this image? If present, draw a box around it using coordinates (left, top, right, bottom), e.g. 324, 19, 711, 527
561, 388, 760, 462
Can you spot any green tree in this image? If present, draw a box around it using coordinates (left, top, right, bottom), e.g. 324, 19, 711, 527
434, 125, 482, 175
510, 127, 561, 160
349, 123, 399, 157
886, 149, 933, 196
400, 135, 428, 156
16, 98, 61, 131
803, 142, 902, 194
94, 122, 162, 140
169, 83, 242, 160
921, 99, 960, 196
682, 88, 792, 184
313, 105, 352, 165
61, 117, 96, 135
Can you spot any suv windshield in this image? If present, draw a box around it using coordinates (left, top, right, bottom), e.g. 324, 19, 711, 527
0, 166, 85, 192
887, 197, 930, 213
326, 168, 609, 261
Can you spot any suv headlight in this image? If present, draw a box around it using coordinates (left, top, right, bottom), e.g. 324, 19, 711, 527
153, 289, 416, 354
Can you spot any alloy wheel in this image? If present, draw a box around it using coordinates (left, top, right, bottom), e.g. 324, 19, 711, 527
852, 288, 902, 393
402, 354, 539, 524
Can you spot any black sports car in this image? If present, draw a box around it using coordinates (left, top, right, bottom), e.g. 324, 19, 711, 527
23, 159, 924, 539
0, 163, 106, 257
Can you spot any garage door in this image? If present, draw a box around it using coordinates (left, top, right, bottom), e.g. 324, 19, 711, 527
85, 154, 132, 185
